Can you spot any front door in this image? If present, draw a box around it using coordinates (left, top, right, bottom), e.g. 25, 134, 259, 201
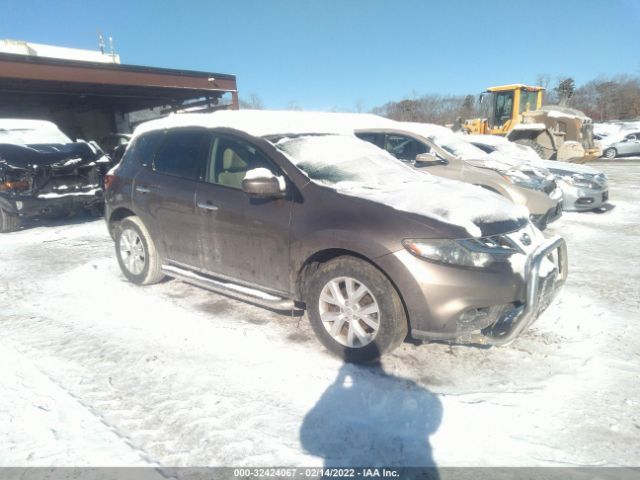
195, 133, 292, 294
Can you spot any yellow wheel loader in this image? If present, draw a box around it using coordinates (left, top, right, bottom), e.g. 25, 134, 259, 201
463, 84, 601, 163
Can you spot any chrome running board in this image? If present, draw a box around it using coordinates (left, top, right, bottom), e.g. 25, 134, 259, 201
162, 264, 297, 311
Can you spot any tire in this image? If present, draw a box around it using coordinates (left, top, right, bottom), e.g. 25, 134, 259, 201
514, 139, 547, 159
114, 216, 164, 285
0, 207, 21, 233
603, 147, 617, 160
305, 256, 408, 363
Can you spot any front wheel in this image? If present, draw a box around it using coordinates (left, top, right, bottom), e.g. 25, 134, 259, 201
603, 147, 617, 160
305, 256, 408, 363
115, 216, 164, 285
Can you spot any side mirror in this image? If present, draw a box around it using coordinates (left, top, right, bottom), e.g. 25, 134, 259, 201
415, 153, 447, 167
241, 169, 286, 198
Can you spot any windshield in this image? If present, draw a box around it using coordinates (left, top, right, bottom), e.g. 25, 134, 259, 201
431, 135, 487, 160
0, 127, 72, 145
275, 135, 422, 187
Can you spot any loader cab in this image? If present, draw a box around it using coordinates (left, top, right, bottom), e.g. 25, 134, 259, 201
481, 85, 544, 135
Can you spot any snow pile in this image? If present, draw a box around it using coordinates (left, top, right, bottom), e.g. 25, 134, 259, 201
511, 122, 546, 131
277, 135, 527, 237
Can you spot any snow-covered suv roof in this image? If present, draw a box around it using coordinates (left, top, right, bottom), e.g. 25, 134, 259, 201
132, 110, 378, 139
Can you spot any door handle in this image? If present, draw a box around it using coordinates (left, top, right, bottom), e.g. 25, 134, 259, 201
135, 185, 151, 194
197, 201, 219, 211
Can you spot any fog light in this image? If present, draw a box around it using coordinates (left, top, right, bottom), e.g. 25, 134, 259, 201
576, 197, 594, 205
458, 305, 505, 331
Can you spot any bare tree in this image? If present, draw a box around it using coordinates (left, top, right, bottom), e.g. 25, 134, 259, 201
239, 93, 264, 110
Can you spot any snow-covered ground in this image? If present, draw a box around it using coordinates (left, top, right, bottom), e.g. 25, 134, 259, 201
1, 162, 639, 468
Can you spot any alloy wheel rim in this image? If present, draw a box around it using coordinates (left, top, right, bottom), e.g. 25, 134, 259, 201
119, 228, 146, 275
318, 276, 380, 348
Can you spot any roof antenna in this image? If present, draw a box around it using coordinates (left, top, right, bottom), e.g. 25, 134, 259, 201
98, 31, 105, 54
109, 36, 115, 61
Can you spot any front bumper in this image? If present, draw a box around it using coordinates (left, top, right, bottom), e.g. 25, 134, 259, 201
378, 233, 567, 345
0, 188, 103, 217
558, 181, 608, 211
468, 236, 568, 346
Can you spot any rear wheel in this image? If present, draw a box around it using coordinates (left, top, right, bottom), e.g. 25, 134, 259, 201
115, 216, 164, 285
305, 256, 408, 363
0, 207, 21, 233
603, 147, 617, 160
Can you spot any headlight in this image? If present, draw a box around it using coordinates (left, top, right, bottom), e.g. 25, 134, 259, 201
502, 170, 545, 190
0, 179, 30, 192
402, 238, 517, 269
559, 174, 597, 189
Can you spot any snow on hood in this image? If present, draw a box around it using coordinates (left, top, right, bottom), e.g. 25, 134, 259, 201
539, 159, 603, 176
275, 135, 528, 238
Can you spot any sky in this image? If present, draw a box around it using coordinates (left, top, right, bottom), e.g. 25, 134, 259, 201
1, 0, 638, 110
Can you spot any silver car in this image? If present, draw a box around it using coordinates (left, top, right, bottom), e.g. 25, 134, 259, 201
600, 130, 640, 159
541, 161, 608, 211
469, 134, 609, 211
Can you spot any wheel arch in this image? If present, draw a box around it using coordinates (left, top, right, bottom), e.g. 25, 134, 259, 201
107, 207, 136, 239
296, 248, 411, 335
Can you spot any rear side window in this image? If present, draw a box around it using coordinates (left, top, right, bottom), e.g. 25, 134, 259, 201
154, 129, 207, 180
123, 131, 164, 166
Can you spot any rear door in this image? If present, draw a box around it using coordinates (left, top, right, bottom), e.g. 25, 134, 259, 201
194, 132, 292, 293
132, 128, 208, 266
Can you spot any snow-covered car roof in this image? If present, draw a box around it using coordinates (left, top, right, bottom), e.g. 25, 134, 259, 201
0, 118, 72, 145
132, 110, 394, 139
390, 122, 454, 140
0, 118, 62, 131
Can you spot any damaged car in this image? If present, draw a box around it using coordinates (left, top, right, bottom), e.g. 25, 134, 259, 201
105, 110, 567, 362
0, 119, 112, 232
469, 134, 609, 211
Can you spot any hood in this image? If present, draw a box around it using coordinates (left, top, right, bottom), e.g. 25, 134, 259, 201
329, 177, 529, 238
469, 151, 552, 178
0, 141, 107, 170
539, 160, 602, 176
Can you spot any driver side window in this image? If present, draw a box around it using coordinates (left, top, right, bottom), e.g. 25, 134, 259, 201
383, 134, 428, 161
205, 135, 279, 189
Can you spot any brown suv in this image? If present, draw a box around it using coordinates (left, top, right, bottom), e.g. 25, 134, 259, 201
104, 111, 567, 362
